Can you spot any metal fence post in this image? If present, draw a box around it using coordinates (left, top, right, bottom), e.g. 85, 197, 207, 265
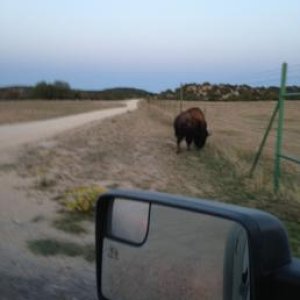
274, 62, 288, 192
249, 102, 279, 176
179, 83, 183, 113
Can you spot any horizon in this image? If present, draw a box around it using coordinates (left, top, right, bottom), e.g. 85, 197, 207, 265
1, 0, 299, 93
1, 79, 300, 95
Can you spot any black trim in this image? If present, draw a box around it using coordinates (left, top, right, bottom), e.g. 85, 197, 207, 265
96, 193, 111, 300
270, 259, 300, 300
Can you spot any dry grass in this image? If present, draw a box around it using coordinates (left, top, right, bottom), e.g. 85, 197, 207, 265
150, 99, 300, 164
149, 100, 300, 255
0, 100, 124, 125
18, 100, 300, 256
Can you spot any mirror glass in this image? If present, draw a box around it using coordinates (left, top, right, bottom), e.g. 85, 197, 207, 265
108, 198, 150, 244
102, 201, 250, 300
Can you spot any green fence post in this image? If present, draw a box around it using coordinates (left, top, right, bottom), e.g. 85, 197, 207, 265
274, 62, 288, 192
249, 102, 279, 176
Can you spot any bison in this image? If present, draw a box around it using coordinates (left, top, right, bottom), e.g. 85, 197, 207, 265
173, 107, 209, 153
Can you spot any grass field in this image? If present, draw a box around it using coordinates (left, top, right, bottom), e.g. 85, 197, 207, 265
149, 99, 300, 255
150, 99, 300, 159
0, 100, 124, 125
151, 100, 300, 195
15, 99, 300, 256
5, 99, 298, 257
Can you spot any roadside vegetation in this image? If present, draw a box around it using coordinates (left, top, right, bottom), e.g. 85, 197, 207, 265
27, 239, 95, 262
186, 144, 300, 256
19, 100, 299, 258
28, 185, 106, 260
149, 100, 300, 256
51, 185, 106, 235
62, 185, 106, 214
52, 214, 88, 235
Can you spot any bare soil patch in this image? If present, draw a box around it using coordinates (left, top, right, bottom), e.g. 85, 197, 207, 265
0, 100, 124, 125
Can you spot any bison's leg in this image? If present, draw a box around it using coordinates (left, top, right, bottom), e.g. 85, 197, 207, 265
176, 135, 184, 153
185, 135, 193, 151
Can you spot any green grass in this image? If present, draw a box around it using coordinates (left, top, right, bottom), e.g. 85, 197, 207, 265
62, 185, 106, 214
51, 185, 106, 237
27, 239, 83, 257
51, 185, 106, 236
27, 239, 95, 262
285, 221, 300, 257
52, 214, 88, 235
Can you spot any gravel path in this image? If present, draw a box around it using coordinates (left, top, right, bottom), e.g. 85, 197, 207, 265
0, 99, 139, 152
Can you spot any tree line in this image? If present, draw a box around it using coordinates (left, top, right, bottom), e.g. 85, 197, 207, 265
0, 81, 153, 100
0, 80, 299, 101
157, 83, 300, 101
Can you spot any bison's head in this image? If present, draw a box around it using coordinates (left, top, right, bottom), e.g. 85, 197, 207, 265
194, 128, 209, 149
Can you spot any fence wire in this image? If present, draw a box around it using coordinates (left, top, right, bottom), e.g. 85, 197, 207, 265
147, 87, 300, 191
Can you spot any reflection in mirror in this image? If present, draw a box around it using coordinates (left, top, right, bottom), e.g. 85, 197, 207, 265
223, 224, 250, 300
107, 198, 150, 244
102, 202, 250, 300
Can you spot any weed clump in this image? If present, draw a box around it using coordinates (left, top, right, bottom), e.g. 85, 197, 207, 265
62, 185, 106, 214
27, 239, 83, 257
52, 214, 88, 234
27, 239, 95, 262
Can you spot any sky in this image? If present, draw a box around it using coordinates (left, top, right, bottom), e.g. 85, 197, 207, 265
0, 0, 299, 92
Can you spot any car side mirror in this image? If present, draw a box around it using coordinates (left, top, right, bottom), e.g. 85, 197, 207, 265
96, 189, 299, 300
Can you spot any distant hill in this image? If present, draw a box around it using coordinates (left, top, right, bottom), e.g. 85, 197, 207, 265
76, 87, 153, 100
0, 83, 153, 100
157, 83, 300, 101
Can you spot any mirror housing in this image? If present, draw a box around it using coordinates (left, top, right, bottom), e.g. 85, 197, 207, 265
96, 189, 293, 300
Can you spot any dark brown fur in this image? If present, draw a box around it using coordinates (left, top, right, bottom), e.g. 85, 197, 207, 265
173, 107, 209, 153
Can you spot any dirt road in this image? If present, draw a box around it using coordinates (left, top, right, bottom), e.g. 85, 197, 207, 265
0, 99, 139, 300
0, 99, 139, 153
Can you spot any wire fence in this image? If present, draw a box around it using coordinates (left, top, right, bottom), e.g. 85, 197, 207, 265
148, 99, 280, 155
146, 63, 300, 192
274, 63, 300, 191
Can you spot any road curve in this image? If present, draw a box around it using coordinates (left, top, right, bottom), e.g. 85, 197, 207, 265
0, 99, 140, 152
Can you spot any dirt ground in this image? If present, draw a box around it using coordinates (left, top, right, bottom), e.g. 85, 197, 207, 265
18, 101, 213, 197
0, 100, 124, 125
20, 100, 300, 198
0, 99, 299, 299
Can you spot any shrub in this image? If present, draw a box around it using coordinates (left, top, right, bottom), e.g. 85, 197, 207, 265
63, 185, 106, 214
